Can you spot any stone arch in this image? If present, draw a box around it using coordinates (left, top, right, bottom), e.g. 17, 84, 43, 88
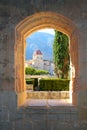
15, 12, 79, 106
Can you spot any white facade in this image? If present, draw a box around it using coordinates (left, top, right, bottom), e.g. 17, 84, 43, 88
25, 50, 54, 75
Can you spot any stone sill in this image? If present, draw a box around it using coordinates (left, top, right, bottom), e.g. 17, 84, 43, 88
27, 91, 69, 99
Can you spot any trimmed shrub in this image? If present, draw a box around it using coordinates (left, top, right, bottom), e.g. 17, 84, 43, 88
26, 78, 38, 90
26, 78, 34, 84
35, 69, 49, 75
39, 78, 70, 91
25, 66, 49, 75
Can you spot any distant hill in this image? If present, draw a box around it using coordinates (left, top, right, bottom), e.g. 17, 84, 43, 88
25, 32, 54, 61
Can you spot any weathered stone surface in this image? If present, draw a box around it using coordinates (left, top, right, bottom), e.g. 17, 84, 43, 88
0, 91, 17, 108
78, 91, 87, 107
0, 122, 12, 130
27, 91, 69, 99
0, 0, 87, 129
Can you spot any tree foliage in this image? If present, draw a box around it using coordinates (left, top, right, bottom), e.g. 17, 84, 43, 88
53, 30, 70, 78
25, 66, 49, 75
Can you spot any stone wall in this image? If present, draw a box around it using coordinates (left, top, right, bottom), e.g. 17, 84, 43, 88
0, 0, 87, 91
27, 91, 69, 99
0, 0, 87, 129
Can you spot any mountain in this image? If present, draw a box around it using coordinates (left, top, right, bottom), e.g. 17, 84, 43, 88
25, 32, 54, 61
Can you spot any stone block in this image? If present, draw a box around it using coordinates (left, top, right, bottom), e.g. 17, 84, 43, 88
14, 120, 32, 130
0, 91, 17, 113
26, 84, 33, 91
78, 108, 87, 121
0, 106, 9, 121
0, 122, 12, 130
77, 91, 87, 107
27, 91, 69, 99
33, 120, 47, 130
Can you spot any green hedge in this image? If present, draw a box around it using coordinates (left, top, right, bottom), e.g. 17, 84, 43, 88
39, 78, 70, 91
26, 78, 34, 84
26, 78, 38, 90
25, 66, 49, 75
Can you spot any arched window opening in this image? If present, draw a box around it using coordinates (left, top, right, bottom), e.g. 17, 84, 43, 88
15, 12, 78, 106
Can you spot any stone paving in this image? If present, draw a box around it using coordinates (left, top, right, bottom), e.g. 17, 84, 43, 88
0, 99, 87, 130
23, 99, 72, 107
17, 104, 87, 130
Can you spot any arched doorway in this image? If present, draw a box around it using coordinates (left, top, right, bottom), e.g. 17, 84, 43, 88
15, 12, 78, 106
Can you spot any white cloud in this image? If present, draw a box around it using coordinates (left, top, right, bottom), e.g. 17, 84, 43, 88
37, 28, 55, 35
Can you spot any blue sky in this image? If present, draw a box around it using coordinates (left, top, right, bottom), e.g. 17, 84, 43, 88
37, 28, 55, 35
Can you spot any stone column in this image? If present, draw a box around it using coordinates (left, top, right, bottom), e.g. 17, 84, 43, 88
70, 31, 79, 105
15, 38, 26, 106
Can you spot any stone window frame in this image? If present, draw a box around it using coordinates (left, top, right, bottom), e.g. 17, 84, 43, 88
15, 12, 79, 106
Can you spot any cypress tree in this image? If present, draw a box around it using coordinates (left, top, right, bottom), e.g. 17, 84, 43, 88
53, 30, 70, 78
